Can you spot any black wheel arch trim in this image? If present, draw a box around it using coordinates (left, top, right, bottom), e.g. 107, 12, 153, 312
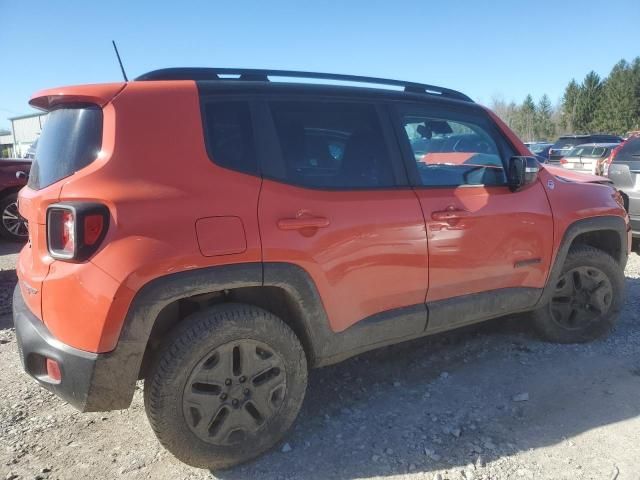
536, 215, 628, 308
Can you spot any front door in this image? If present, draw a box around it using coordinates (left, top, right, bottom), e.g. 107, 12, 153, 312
393, 103, 554, 328
258, 98, 428, 333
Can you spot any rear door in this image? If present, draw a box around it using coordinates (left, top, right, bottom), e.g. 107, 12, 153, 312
257, 97, 428, 333
391, 102, 554, 331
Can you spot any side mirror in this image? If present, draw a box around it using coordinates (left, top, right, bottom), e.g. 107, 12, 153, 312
508, 156, 539, 192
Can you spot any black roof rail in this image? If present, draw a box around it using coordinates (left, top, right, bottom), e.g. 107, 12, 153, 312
135, 67, 473, 102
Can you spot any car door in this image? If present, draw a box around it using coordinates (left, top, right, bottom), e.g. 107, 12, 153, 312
257, 97, 428, 334
392, 102, 554, 332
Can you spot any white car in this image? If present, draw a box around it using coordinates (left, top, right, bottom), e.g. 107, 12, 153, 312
559, 142, 620, 175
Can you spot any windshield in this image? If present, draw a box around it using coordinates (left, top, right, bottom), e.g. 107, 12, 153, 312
528, 143, 550, 154
566, 146, 608, 158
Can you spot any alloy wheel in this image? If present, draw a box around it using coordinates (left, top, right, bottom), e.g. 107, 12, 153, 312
2, 201, 28, 238
182, 339, 287, 445
549, 266, 613, 330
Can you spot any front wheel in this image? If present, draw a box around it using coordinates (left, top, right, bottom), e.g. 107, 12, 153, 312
144, 304, 308, 470
531, 246, 625, 343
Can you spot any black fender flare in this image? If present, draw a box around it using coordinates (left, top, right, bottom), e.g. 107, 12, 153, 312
536, 215, 628, 308
87, 263, 263, 411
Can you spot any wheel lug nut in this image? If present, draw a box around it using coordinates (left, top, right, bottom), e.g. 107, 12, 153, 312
225, 378, 232, 386
243, 388, 250, 396
232, 399, 239, 407
239, 376, 246, 383
220, 393, 228, 400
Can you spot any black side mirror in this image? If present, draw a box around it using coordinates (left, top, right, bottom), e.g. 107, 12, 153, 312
508, 156, 539, 192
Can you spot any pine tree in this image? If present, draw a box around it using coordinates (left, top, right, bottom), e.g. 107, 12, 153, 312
560, 80, 580, 133
517, 94, 536, 141
535, 94, 555, 140
574, 71, 603, 133
594, 60, 638, 133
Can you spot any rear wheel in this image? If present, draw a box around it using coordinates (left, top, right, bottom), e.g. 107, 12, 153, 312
144, 304, 308, 470
0, 193, 28, 242
532, 246, 624, 343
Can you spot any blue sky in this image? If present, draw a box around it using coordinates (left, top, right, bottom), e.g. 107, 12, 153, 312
1, 0, 639, 130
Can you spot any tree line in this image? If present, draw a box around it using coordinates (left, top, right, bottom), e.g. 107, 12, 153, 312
490, 57, 640, 142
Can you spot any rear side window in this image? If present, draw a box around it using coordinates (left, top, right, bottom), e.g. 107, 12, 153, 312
28, 106, 102, 190
202, 101, 257, 174
616, 137, 640, 163
268, 101, 395, 189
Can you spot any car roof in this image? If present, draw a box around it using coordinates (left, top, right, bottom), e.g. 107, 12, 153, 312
569, 143, 619, 148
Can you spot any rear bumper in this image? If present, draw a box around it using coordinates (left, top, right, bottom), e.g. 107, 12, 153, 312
624, 191, 640, 237
630, 215, 640, 237
13, 285, 137, 412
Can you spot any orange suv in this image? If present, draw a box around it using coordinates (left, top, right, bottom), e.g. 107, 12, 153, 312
14, 68, 630, 469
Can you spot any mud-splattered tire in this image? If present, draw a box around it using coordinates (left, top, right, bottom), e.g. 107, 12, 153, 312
144, 304, 308, 470
531, 246, 625, 343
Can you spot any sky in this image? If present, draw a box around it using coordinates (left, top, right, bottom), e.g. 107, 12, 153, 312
1, 0, 639, 130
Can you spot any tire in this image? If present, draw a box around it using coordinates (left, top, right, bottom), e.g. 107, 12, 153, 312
144, 304, 308, 470
531, 246, 625, 343
0, 193, 28, 242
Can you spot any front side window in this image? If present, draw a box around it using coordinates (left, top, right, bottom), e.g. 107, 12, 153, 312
268, 101, 395, 188
401, 112, 506, 187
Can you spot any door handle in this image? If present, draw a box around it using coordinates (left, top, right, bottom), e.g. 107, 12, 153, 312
431, 207, 470, 221
277, 216, 330, 231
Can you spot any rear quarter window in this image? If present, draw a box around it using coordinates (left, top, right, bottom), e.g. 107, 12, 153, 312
28, 106, 102, 190
201, 101, 257, 175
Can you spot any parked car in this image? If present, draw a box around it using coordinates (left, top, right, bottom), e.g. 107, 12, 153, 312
548, 134, 622, 162
24, 138, 38, 159
14, 68, 630, 470
558, 143, 620, 175
0, 158, 30, 241
606, 133, 640, 250
525, 141, 553, 160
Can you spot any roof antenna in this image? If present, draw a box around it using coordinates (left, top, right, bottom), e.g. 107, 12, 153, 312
111, 40, 129, 81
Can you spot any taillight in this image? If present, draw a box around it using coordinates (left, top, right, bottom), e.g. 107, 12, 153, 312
46, 203, 109, 261
609, 145, 622, 163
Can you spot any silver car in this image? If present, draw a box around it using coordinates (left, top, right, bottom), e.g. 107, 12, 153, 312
559, 143, 620, 175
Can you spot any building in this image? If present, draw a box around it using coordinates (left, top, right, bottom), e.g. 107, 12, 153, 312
2, 112, 48, 158
0, 130, 12, 158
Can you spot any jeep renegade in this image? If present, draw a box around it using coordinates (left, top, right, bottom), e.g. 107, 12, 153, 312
14, 68, 630, 469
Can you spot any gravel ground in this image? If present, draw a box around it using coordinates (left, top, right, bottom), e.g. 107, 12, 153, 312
1, 249, 639, 480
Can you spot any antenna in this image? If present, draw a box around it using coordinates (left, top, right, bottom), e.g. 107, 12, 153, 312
111, 40, 129, 82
